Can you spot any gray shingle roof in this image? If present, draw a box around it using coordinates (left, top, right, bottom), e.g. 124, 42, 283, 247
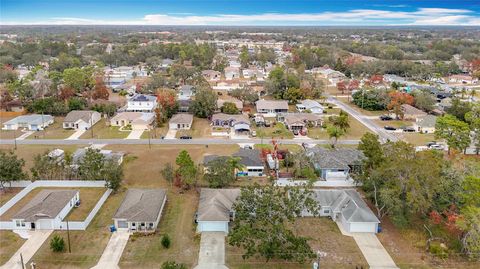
169, 113, 193, 124
417, 115, 437, 128
232, 148, 264, 167
130, 94, 157, 102
197, 188, 240, 222
311, 189, 379, 223
113, 189, 166, 222
306, 147, 365, 170
64, 110, 99, 123
12, 190, 78, 222
256, 100, 289, 111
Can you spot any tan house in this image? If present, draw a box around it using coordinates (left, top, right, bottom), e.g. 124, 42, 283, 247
110, 112, 154, 130
169, 113, 193, 130
399, 104, 427, 120
281, 113, 323, 131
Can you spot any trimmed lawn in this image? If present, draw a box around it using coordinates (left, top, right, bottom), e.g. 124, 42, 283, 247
374, 119, 412, 129
0, 231, 25, 266
0, 187, 106, 221
226, 218, 368, 269
27, 117, 75, 140
119, 190, 200, 268
80, 118, 129, 139
176, 117, 212, 139
140, 126, 168, 139
308, 116, 370, 140
254, 123, 294, 139
0, 187, 22, 207
402, 133, 436, 146
30, 190, 127, 269
254, 144, 303, 153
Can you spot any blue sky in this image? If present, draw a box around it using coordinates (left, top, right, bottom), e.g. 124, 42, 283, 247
1, 0, 480, 25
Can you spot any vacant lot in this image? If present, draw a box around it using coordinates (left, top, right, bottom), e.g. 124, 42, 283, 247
140, 126, 168, 139
226, 218, 367, 269
336, 96, 387, 117
254, 123, 294, 139
0, 187, 106, 221
27, 117, 75, 139
0, 231, 25, 266
308, 116, 370, 140
30, 190, 126, 269
120, 189, 199, 268
80, 118, 129, 139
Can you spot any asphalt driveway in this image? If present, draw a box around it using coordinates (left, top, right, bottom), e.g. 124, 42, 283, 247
194, 232, 228, 269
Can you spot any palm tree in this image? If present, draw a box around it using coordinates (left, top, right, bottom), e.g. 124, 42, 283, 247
227, 157, 245, 179
327, 125, 345, 148
329, 112, 350, 132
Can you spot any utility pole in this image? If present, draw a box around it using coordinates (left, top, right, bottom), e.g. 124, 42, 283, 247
66, 220, 71, 253
90, 113, 94, 139
20, 253, 25, 269
14, 128, 17, 150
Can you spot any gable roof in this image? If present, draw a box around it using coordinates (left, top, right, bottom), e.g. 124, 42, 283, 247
301, 99, 323, 110
284, 113, 322, 126
4, 114, 53, 125
311, 189, 379, 223
232, 148, 264, 167
256, 100, 289, 111
113, 189, 166, 222
12, 190, 78, 221
197, 188, 240, 222
169, 113, 193, 124
130, 94, 157, 102
401, 104, 427, 117
306, 147, 364, 170
64, 110, 99, 123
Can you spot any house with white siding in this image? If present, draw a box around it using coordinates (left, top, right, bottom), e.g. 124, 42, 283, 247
125, 94, 158, 112
2, 114, 54, 131
63, 110, 101, 130
195, 188, 240, 234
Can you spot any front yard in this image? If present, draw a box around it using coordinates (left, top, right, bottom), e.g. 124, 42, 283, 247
254, 123, 294, 139
226, 218, 368, 269
27, 117, 75, 139
176, 117, 212, 138
80, 118, 129, 139
0, 231, 25, 266
307, 116, 370, 140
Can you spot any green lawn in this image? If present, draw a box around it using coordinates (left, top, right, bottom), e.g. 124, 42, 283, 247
27, 117, 75, 139
80, 118, 129, 139
254, 123, 294, 139
308, 116, 370, 140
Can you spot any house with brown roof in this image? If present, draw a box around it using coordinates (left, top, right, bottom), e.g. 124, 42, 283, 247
399, 104, 427, 120
280, 113, 323, 131
169, 113, 193, 130
11, 189, 79, 230
113, 189, 167, 232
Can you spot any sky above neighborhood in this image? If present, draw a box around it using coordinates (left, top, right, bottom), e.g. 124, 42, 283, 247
1, 0, 480, 26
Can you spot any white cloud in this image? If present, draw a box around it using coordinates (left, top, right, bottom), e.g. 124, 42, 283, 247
1, 8, 479, 26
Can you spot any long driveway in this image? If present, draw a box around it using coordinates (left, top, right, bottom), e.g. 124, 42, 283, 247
90, 231, 130, 269
328, 96, 398, 142
352, 233, 399, 269
194, 232, 228, 269
0, 138, 360, 145
0, 230, 53, 269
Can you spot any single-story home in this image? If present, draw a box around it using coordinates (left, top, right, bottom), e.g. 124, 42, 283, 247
414, 115, 437, 134
296, 99, 324, 114
399, 104, 427, 121
203, 148, 265, 177
2, 114, 54, 131
169, 113, 193, 130
306, 147, 364, 181
113, 189, 167, 232
280, 113, 323, 131
302, 189, 380, 233
177, 85, 195, 101
110, 112, 154, 130
225, 66, 240, 80
256, 100, 289, 117
63, 110, 101, 130
11, 189, 79, 230
72, 148, 124, 166
202, 70, 222, 82
195, 188, 240, 233
211, 113, 250, 133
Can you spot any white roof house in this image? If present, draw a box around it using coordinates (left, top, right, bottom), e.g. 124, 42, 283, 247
225, 66, 240, 80
2, 114, 54, 131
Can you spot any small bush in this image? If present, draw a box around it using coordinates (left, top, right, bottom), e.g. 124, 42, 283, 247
429, 242, 448, 259
161, 261, 187, 269
161, 234, 171, 249
50, 235, 65, 252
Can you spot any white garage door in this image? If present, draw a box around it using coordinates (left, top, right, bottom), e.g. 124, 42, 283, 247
117, 221, 128, 229
36, 219, 53, 230
198, 221, 228, 233
349, 222, 377, 233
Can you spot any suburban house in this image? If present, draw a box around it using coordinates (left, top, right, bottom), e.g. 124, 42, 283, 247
2, 114, 54, 131
225, 66, 240, 80
202, 70, 222, 82
169, 113, 193, 130
306, 147, 364, 181
72, 148, 124, 166
296, 99, 324, 114
63, 110, 101, 130
161, 58, 174, 69
212, 81, 242, 91
110, 112, 154, 130
256, 100, 289, 117
113, 189, 167, 232
203, 148, 265, 177
318, 68, 346, 85
399, 104, 428, 120
177, 100, 192, 113
280, 113, 323, 131
217, 98, 244, 111
177, 85, 195, 100
413, 115, 437, 134
302, 189, 380, 233
11, 190, 79, 230
195, 188, 240, 233
211, 113, 250, 134
242, 67, 265, 81
125, 94, 158, 113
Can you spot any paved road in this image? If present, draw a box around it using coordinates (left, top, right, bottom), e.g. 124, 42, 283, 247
194, 232, 228, 269
328, 97, 398, 142
0, 230, 53, 269
0, 138, 360, 145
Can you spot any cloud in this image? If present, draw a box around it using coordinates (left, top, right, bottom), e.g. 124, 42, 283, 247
2, 8, 479, 26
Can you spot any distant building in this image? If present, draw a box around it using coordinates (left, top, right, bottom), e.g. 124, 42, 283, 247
2, 114, 54, 131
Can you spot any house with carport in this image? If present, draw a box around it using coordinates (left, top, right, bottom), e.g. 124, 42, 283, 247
113, 189, 167, 232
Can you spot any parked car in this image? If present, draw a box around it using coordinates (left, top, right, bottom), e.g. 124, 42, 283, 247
403, 127, 415, 132
426, 141, 437, 147
179, 135, 192, 139
380, 115, 393, 121
384, 126, 396, 131
429, 144, 445, 150
293, 129, 299, 135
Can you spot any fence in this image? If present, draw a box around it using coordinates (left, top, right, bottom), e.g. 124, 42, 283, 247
0, 180, 111, 231
275, 178, 361, 187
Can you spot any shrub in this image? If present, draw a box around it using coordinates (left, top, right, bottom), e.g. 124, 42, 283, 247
161, 234, 171, 248
161, 261, 187, 269
50, 235, 65, 252
429, 242, 448, 259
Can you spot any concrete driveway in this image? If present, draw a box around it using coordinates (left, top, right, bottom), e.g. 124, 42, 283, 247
90, 231, 130, 269
352, 233, 398, 269
125, 129, 143, 139
194, 232, 228, 269
66, 129, 86, 140
0, 230, 53, 269
164, 129, 177, 139
16, 131, 34, 140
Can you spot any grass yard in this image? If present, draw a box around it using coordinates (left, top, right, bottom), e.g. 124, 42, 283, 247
27, 117, 75, 140
402, 133, 436, 146
176, 117, 212, 139
0, 187, 23, 207
0, 187, 106, 221
30, 190, 127, 269
0, 231, 25, 266
80, 118, 129, 139
336, 97, 387, 117
254, 143, 303, 153
374, 119, 413, 129
226, 218, 368, 269
119, 189, 200, 268
104, 144, 240, 188
308, 116, 370, 140
140, 126, 168, 139
0, 129, 22, 139
254, 123, 294, 139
